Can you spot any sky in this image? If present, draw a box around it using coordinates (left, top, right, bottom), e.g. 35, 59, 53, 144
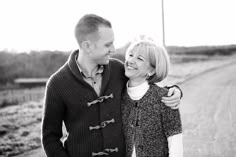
0, 0, 236, 52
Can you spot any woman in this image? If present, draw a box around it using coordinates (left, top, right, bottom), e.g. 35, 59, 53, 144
121, 36, 183, 157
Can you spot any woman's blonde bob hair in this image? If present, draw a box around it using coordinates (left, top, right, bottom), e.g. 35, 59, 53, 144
125, 36, 170, 83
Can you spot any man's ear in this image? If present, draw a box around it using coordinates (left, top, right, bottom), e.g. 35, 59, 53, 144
81, 41, 91, 52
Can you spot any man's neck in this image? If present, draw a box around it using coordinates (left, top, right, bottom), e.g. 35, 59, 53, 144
77, 52, 98, 77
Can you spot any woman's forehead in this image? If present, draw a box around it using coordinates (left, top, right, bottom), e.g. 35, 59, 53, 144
131, 44, 148, 55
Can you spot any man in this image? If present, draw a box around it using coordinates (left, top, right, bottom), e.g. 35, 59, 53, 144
42, 14, 182, 157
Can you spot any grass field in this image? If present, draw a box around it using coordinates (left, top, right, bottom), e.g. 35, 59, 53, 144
0, 87, 45, 108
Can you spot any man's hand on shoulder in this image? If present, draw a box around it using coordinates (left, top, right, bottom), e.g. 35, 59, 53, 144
161, 85, 183, 109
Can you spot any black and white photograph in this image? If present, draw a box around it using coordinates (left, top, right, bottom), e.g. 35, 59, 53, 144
0, 0, 236, 157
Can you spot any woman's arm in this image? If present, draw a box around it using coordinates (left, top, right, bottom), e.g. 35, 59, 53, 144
168, 134, 183, 157
160, 90, 183, 157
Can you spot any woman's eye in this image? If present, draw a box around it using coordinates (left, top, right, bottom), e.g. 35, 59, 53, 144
138, 57, 144, 61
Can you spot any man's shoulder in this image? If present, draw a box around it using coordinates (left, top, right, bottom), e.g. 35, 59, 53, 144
109, 58, 125, 71
109, 58, 124, 66
108, 58, 127, 81
47, 62, 68, 86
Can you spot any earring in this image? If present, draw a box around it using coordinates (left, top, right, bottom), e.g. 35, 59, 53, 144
146, 73, 150, 79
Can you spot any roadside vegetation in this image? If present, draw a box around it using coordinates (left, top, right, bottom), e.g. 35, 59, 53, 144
1, 45, 236, 89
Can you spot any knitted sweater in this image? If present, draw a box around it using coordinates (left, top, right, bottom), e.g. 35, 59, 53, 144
42, 50, 128, 157
121, 84, 182, 157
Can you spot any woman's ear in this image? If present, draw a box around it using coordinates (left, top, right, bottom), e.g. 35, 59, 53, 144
146, 68, 156, 80
149, 68, 156, 76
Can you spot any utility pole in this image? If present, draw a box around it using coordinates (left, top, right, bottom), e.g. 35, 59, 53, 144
162, 0, 166, 47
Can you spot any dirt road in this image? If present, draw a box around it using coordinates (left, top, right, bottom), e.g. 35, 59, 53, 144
180, 63, 236, 157
16, 62, 236, 157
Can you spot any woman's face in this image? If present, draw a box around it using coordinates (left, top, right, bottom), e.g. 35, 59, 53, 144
124, 47, 154, 84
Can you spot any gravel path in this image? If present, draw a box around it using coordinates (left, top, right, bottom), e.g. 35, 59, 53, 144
180, 62, 236, 157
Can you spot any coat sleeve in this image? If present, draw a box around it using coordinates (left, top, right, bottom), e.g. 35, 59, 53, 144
41, 79, 69, 157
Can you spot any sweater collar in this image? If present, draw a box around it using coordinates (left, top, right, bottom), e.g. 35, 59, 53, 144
68, 50, 83, 80
75, 54, 104, 78
68, 50, 111, 95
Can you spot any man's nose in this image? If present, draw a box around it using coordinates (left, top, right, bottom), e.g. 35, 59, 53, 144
110, 44, 115, 53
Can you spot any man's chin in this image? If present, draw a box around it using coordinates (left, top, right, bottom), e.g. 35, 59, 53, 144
99, 60, 110, 65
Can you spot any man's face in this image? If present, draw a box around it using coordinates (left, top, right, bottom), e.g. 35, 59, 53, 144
89, 26, 115, 65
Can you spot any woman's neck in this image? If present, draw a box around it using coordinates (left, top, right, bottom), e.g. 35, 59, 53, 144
127, 80, 149, 100
128, 79, 147, 87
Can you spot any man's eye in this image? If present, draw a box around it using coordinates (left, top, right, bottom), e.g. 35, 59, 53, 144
105, 43, 113, 47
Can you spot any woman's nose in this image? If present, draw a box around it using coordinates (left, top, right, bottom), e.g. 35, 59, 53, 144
127, 57, 135, 64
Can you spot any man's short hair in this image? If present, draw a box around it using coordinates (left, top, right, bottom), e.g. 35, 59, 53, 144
74, 14, 112, 46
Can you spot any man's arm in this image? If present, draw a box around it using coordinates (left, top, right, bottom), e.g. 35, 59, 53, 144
42, 83, 69, 157
161, 85, 183, 109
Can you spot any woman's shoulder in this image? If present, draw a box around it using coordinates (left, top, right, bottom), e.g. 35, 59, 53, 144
140, 84, 168, 106
149, 83, 168, 97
